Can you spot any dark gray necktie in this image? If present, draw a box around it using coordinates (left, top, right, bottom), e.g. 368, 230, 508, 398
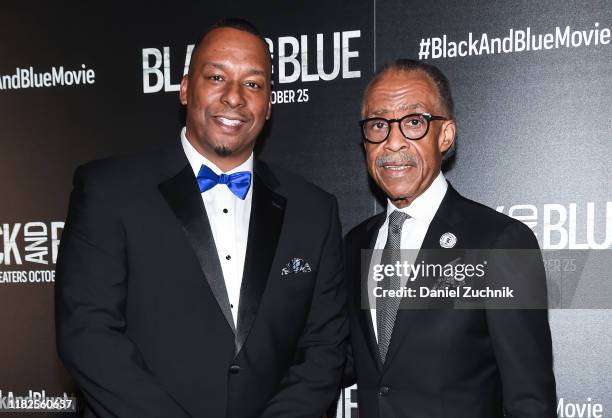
377, 210, 409, 363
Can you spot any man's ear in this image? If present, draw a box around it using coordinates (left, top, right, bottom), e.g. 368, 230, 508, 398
266, 95, 272, 120
438, 119, 456, 152
179, 75, 189, 105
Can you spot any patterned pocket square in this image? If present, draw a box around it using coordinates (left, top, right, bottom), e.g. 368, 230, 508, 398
281, 258, 312, 276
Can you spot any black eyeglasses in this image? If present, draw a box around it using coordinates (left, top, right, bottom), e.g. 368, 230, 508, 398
360, 113, 449, 143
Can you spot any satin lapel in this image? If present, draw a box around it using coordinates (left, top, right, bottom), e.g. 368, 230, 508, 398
382, 184, 464, 370
158, 165, 236, 334
356, 213, 386, 372
235, 162, 286, 356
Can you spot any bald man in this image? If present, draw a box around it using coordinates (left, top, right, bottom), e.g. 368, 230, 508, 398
56, 18, 347, 418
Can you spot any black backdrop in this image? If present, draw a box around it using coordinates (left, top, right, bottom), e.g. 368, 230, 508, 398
1, 1, 610, 417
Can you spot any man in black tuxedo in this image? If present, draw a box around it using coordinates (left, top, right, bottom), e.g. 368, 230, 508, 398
344, 59, 556, 417
55, 19, 347, 418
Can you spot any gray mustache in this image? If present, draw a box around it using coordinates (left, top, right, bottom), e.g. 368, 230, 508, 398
376, 154, 417, 167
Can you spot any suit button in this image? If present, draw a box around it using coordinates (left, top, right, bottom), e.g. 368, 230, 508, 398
378, 386, 390, 396
229, 365, 241, 375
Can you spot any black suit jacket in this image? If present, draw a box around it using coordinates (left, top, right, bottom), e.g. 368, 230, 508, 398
344, 183, 556, 418
55, 142, 348, 418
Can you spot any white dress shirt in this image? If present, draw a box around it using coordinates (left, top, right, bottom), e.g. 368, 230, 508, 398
181, 127, 252, 326
370, 171, 448, 341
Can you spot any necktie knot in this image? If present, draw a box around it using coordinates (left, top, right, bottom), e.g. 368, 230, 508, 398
196, 164, 252, 200
388, 210, 409, 233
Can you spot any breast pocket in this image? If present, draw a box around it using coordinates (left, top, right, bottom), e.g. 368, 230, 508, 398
274, 270, 318, 305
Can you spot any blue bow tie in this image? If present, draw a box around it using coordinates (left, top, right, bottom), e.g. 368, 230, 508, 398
196, 164, 252, 200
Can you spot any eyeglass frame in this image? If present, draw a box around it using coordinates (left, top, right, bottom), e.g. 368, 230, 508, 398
359, 112, 450, 144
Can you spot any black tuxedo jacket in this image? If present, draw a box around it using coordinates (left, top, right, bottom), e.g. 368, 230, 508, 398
344, 184, 556, 418
55, 142, 348, 418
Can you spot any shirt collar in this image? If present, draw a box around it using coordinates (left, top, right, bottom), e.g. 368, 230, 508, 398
386, 171, 448, 222
180, 126, 254, 177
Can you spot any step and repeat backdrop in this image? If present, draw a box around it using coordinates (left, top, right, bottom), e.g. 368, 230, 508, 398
1, 1, 610, 416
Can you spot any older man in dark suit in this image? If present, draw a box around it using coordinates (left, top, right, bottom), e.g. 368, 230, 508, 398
55, 18, 347, 418
343, 59, 556, 418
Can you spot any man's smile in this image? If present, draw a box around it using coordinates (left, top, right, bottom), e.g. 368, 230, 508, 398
213, 115, 247, 130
